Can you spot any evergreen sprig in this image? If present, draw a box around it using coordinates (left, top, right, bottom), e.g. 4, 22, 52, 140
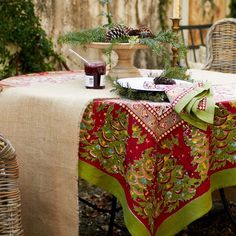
160, 65, 190, 80
58, 27, 107, 45
59, 27, 185, 58
109, 77, 168, 102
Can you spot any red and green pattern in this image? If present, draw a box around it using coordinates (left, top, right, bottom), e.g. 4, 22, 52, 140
79, 98, 236, 236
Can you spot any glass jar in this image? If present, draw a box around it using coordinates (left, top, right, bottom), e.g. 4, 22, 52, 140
84, 60, 106, 89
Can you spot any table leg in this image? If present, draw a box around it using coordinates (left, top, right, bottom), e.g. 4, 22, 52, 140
79, 193, 126, 234
107, 196, 118, 236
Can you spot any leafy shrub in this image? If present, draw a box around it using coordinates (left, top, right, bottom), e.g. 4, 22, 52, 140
0, 0, 60, 79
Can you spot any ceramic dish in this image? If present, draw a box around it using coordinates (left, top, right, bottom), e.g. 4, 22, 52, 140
117, 77, 191, 92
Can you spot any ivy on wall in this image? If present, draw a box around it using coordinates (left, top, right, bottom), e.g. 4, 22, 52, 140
0, 0, 63, 79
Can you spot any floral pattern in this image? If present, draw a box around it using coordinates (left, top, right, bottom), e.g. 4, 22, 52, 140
0, 71, 83, 87
79, 98, 236, 236
210, 102, 236, 170
80, 100, 129, 175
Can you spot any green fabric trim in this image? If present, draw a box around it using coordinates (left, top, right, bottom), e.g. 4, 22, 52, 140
78, 161, 150, 236
172, 83, 215, 131
79, 160, 236, 236
156, 188, 213, 236
156, 168, 236, 236
210, 168, 236, 191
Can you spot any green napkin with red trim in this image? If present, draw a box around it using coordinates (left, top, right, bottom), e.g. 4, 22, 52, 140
165, 82, 215, 130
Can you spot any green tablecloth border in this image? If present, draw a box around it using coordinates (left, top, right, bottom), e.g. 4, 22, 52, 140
157, 168, 236, 235
79, 160, 236, 236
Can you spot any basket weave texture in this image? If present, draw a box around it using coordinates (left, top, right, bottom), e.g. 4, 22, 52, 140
204, 18, 236, 73
0, 136, 24, 235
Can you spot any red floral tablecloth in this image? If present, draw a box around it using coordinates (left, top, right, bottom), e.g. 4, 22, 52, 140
0, 70, 83, 87
79, 84, 236, 236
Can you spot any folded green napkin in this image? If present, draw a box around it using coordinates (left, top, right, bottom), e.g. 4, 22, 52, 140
165, 82, 215, 130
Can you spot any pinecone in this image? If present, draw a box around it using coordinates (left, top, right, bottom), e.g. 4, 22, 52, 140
105, 24, 133, 42
127, 26, 154, 38
138, 26, 154, 38
153, 76, 176, 85
123, 25, 134, 35
128, 29, 141, 37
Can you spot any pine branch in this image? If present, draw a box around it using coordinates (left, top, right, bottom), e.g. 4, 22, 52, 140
161, 65, 190, 80
58, 27, 107, 45
107, 76, 168, 102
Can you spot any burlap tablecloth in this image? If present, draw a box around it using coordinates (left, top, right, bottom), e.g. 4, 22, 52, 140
0, 72, 117, 236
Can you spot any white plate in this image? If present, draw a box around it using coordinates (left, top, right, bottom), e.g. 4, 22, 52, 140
117, 77, 191, 92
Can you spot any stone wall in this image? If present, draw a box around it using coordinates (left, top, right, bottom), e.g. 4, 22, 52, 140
32, 0, 168, 70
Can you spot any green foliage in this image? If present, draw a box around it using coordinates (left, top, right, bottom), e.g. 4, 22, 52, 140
139, 30, 178, 64
59, 27, 107, 45
0, 0, 60, 79
160, 64, 190, 81
59, 27, 185, 58
140, 34, 170, 54
113, 85, 168, 102
230, 0, 236, 18
107, 76, 168, 102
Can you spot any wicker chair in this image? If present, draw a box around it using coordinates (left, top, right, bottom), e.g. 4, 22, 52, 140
204, 18, 236, 73
0, 135, 24, 235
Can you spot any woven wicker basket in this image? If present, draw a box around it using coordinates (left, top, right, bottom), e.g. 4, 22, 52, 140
0, 136, 24, 235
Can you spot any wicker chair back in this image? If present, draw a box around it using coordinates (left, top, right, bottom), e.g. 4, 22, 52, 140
204, 18, 236, 73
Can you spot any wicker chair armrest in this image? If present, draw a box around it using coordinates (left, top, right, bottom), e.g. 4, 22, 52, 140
0, 136, 16, 161
0, 135, 24, 235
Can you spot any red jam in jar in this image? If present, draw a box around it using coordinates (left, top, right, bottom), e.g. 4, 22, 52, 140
84, 61, 106, 89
